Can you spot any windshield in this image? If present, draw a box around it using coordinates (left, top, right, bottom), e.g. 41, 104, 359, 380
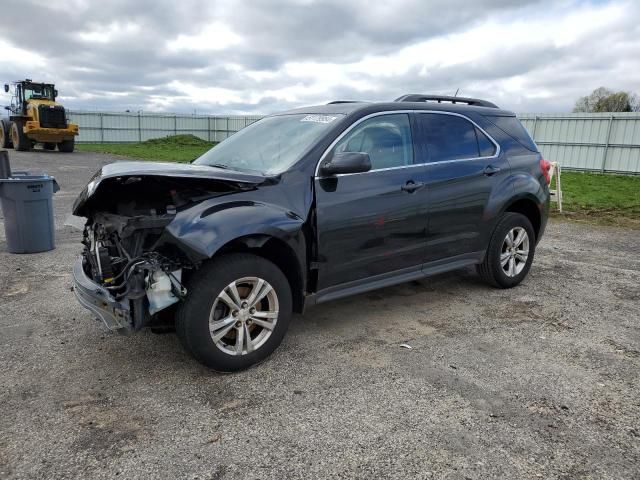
23, 84, 55, 101
194, 113, 343, 174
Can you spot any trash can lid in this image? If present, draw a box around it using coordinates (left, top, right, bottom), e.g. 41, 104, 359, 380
0, 171, 60, 192
0, 170, 52, 181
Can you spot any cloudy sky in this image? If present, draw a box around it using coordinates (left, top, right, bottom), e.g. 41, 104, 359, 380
0, 0, 638, 114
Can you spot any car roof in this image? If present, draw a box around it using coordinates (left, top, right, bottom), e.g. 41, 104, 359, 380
274, 101, 516, 117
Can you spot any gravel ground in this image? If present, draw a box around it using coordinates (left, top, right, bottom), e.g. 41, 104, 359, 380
1, 149, 639, 480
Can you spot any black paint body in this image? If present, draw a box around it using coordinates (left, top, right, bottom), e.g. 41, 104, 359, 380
74, 101, 550, 311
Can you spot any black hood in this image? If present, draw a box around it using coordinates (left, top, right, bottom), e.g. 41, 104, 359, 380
73, 161, 271, 216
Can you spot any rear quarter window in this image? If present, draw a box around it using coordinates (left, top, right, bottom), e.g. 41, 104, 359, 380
483, 115, 538, 152
476, 127, 496, 157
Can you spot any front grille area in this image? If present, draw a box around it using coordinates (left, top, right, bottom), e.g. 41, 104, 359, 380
38, 105, 67, 128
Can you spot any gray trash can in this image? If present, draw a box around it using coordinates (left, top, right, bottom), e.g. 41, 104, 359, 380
0, 154, 59, 254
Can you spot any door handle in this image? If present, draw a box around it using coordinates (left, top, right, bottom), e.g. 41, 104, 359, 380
401, 181, 425, 193
483, 165, 501, 176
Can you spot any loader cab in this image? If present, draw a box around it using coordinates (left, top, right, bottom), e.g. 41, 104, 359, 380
22, 82, 56, 101
4, 82, 26, 116
4, 81, 57, 116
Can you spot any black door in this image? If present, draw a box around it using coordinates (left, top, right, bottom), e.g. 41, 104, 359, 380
315, 113, 429, 290
414, 112, 509, 263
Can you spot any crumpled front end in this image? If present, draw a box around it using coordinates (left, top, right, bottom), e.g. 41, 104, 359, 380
71, 161, 269, 331
75, 211, 188, 332
73, 258, 132, 330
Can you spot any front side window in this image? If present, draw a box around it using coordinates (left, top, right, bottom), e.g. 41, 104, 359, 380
419, 113, 495, 162
333, 114, 413, 170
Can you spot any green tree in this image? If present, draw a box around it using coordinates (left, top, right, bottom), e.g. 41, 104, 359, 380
573, 87, 639, 112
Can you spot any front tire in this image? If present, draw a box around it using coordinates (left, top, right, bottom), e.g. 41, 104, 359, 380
176, 253, 292, 372
477, 212, 536, 288
11, 122, 31, 151
58, 138, 74, 152
0, 120, 12, 148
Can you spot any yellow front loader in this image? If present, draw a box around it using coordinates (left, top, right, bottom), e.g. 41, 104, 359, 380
1, 79, 79, 152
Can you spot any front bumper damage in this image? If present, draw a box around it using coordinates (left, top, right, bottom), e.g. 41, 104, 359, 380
73, 211, 189, 332
70, 161, 265, 331
73, 257, 132, 330
74, 254, 186, 332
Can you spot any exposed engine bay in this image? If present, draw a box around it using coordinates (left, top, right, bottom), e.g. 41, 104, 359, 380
82, 211, 186, 330
75, 168, 262, 331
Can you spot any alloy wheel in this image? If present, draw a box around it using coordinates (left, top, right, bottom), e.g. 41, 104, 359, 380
500, 227, 529, 277
208, 276, 279, 356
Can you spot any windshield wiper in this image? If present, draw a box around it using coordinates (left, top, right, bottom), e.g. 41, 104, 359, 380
204, 163, 267, 176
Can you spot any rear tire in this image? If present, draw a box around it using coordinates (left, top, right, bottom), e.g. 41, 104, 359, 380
11, 122, 31, 151
0, 120, 12, 148
43, 142, 56, 151
176, 253, 292, 372
477, 212, 536, 288
58, 138, 74, 152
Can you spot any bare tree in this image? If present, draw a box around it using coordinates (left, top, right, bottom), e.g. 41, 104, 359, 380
573, 87, 640, 112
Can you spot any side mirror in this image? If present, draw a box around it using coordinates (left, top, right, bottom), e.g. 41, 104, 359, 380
319, 151, 371, 176
4, 106, 10, 111
3, 84, 8, 93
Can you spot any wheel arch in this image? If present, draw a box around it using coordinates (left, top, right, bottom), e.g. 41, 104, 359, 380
214, 234, 306, 313
161, 200, 309, 313
489, 171, 549, 244
502, 195, 542, 241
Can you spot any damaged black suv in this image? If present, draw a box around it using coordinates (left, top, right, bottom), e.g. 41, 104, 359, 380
73, 94, 550, 371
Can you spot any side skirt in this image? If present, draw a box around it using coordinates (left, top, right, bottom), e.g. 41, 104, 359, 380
304, 250, 484, 308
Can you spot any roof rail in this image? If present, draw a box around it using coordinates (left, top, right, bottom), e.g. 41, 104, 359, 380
326, 100, 363, 104
394, 94, 498, 108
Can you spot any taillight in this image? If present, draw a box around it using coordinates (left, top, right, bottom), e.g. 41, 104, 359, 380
540, 159, 551, 184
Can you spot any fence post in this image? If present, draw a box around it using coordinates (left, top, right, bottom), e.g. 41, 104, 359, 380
226, 116, 230, 140
208, 116, 212, 142
100, 113, 104, 143
174, 115, 178, 136
137, 112, 142, 142
601, 114, 614, 173
531, 115, 539, 141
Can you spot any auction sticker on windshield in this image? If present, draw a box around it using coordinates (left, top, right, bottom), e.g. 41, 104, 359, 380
301, 114, 338, 123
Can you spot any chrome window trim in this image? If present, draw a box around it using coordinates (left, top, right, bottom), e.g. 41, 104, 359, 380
314, 109, 501, 178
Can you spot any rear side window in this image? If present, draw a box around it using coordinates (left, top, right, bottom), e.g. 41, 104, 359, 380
484, 115, 537, 152
418, 113, 495, 162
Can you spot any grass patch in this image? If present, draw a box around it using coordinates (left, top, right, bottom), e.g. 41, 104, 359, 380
553, 171, 640, 227
77, 134, 215, 162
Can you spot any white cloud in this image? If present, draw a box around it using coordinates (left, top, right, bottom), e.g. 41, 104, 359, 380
0, 39, 46, 69
276, 0, 632, 105
168, 22, 242, 52
0, 0, 637, 113
77, 22, 141, 44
